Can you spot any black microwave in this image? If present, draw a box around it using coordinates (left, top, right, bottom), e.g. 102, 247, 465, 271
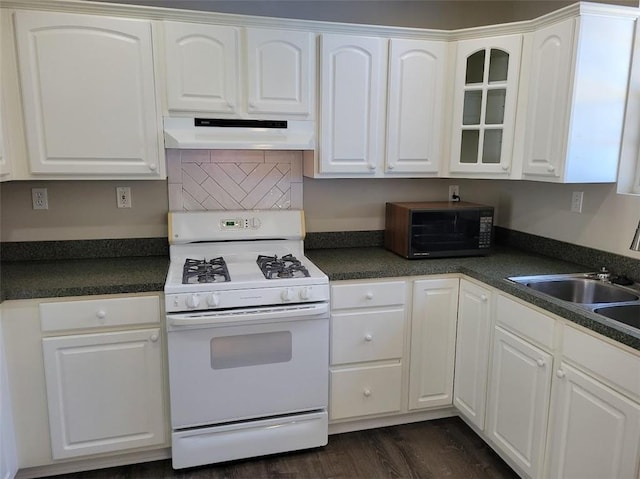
384, 201, 494, 259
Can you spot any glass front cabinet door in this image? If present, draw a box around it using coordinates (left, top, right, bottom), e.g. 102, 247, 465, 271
449, 35, 522, 176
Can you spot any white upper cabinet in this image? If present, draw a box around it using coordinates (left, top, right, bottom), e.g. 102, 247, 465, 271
386, 38, 447, 175
163, 22, 239, 114
246, 28, 313, 116
14, 10, 163, 178
0, 96, 10, 182
448, 34, 522, 177
522, 14, 636, 183
163, 23, 314, 118
618, 21, 640, 195
315, 34, 447, 178
318, 33, 387, 175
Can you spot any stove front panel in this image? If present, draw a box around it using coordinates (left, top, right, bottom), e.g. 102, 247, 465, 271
165, 284, 330, 313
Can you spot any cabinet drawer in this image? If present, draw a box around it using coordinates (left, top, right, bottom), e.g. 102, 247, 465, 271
330, 363, 402, 420
331, 308, 405, 365
40, 295, 160, 332
331, 281, 406, 310
562, 325, 640, 399
495, 294, 555, 350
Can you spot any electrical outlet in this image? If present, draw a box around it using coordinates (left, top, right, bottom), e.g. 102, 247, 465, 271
31, 188, 48, 210
116, 187, 132, 208
448, 185, 460, 201
571, 191, 584, 213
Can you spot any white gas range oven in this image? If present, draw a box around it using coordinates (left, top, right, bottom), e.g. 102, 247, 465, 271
164, 209, 330, 469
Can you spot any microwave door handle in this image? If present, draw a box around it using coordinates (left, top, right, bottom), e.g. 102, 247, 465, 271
168, 303, 329, 327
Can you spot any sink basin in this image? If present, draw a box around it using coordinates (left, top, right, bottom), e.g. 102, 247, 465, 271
509, 273, 640, 333
524, 278, 639, 304
594, 305, 640, 330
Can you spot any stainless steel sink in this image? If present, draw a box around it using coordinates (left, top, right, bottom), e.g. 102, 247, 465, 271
594, 304, 640, 330
523, 278, 638, 304
508, 273, 640, 333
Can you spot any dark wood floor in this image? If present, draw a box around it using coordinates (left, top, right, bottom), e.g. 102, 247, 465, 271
49, 417, 518, 479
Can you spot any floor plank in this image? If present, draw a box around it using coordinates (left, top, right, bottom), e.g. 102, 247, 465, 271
46, 418, 518, 479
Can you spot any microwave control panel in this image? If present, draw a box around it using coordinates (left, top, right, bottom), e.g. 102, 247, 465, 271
479, 215, 493, 248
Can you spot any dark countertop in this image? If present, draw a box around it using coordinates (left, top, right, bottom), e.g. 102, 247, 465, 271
1, 246, 638, 351
306, 246, 640, 351
0, 256, 169, 300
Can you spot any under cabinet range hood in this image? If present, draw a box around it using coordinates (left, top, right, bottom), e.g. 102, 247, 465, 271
163, 117, 315, 150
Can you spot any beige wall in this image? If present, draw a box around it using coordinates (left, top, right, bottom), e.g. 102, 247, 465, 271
302, 178, 640, 260
0, 180, 169, 241
3, 177, 638, 261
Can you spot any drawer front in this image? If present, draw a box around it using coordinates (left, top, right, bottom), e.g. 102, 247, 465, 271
331, 281, 406, 310
331, 308, 405, 365
330, 363, 402, 420
495, 294, 555, 350
40, 295, 160, 332
563, 325, 640, 399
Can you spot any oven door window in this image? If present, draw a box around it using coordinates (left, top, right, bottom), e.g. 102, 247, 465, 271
411, 210, 480, 252
211, 332, 292, 369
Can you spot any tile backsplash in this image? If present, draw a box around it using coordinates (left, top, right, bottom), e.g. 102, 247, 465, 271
167, 149, 303, 211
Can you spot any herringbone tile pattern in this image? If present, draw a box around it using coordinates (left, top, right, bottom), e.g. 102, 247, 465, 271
167, 149, 303, 211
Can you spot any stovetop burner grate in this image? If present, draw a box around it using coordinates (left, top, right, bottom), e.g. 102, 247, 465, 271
182, 257, 231, 284
257, 254, 311, 279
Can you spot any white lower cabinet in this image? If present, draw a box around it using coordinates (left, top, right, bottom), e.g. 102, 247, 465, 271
329, 280, 407, 421
0, 311, 18, 479
546, 325, 640, 479
547, 363, 640, 479
42, 328, 165, 459
1, 294, 168, 470
40, 296, 166, 460
408, 278, 459, 410
453, 279, 492, 430
486, 325, 552, 478
485, 294, 555, 478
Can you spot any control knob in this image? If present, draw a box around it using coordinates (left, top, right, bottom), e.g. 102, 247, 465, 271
207, 293, 220, 307
299, 287, 312, 300
186, 294, 200, 308
281, 288, 294, 302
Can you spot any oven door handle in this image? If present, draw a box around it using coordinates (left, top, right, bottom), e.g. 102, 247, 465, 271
167, 302, 329, 327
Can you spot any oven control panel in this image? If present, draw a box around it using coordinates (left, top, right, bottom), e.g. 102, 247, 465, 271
166, 285, 330, 313
220, 217, 262, 230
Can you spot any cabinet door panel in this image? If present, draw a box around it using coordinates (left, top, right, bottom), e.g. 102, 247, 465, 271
15, 11, 160, 176
42, 328, 165, 459
246, 29, 313, 116
386, 38, 446, 174
164, 22, 239, 114
522, 19, 574, 178
549, 363, 640, 479
453, 280, 491, 430
319, 34, 386, 174
487, 326, 552, 478
409, 278, 458, 410
0, 317, 17, 479
449, 35, 522, 175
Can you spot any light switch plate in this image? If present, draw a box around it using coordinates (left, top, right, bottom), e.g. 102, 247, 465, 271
571, 191, 584, 213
